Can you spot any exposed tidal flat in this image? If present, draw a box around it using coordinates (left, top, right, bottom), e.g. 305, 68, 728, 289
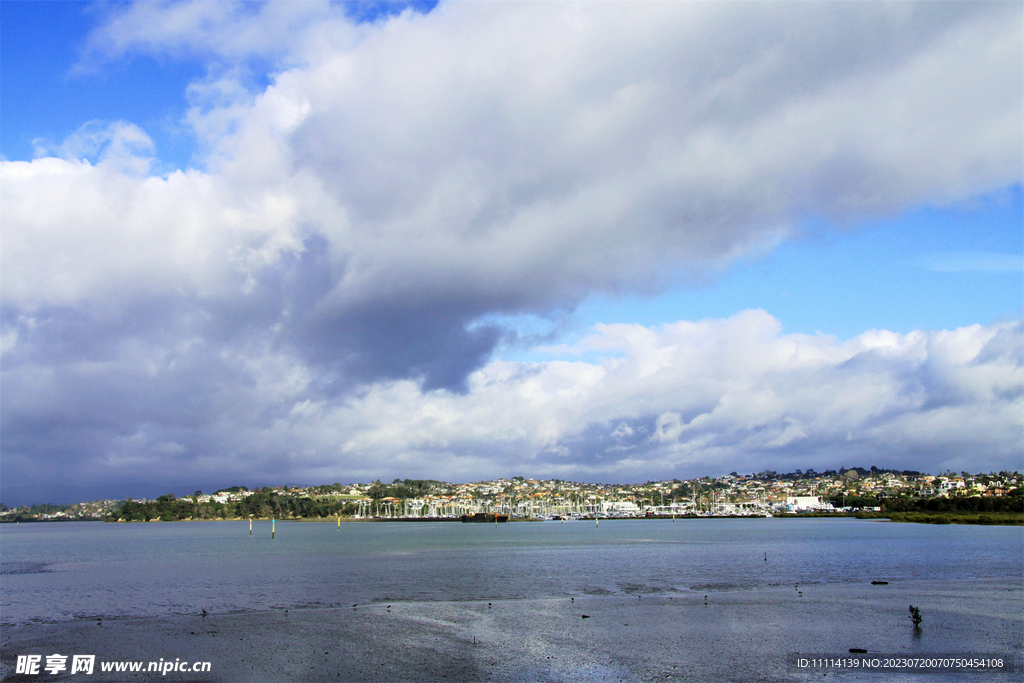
2, 520, 1022, 682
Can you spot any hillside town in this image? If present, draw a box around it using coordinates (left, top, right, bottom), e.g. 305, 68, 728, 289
2, 467, 1020, 523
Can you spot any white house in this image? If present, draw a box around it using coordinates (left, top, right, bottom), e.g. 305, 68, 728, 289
786, 496, 831, 511
599, 500, 641, 516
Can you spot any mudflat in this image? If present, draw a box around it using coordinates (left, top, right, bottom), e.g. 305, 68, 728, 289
2, 578, 1021, 682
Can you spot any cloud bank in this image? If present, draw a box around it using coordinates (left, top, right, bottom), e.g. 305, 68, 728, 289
3, 310, 1020, 494
2, 1, 1021, 499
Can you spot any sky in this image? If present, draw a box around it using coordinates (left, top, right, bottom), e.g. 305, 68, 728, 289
1, 1, 1021, 505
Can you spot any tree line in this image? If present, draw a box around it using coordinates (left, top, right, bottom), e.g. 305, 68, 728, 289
109, 491, 360, 522
824, 493, 1022, 513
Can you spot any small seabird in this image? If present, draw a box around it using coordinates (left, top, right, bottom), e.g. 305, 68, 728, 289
201, 610, 207, 618
488, 603, 492, 608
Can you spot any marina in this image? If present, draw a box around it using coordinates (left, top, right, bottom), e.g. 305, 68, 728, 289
351, 489, 796, 521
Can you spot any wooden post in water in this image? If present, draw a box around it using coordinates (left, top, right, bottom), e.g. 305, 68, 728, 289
249, 517, 252, 536
272, 518, 275, 539
338, 515, 341, 529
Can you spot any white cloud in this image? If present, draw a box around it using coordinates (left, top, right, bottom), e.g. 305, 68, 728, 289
6, 0, 1020, 364
16, 1, 1013, 315
77, 0, 352, 69
1, 2, 1021, 492
235, 312, 1022, 481
34, 120, 155, 170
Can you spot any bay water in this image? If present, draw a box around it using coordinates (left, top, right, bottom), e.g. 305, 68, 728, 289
2, 518, 1021, 626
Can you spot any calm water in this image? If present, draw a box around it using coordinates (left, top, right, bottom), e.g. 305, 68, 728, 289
1, 518, 1021, 625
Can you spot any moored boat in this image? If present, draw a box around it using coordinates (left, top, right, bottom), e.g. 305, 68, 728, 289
460, 512, 510, 523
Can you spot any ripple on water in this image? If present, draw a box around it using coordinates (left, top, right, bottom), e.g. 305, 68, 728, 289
1, 561, 50, 575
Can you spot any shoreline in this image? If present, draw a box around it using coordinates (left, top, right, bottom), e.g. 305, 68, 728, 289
4, 512, 1022, 526
3, 577, 1021, 682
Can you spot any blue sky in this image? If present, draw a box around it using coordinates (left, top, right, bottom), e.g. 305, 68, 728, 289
487, 190, 1022, 364
577, 191, 1022, 336
1, 1, 1021, 504
1, 1, 202, 168
1, 1, 439, 168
